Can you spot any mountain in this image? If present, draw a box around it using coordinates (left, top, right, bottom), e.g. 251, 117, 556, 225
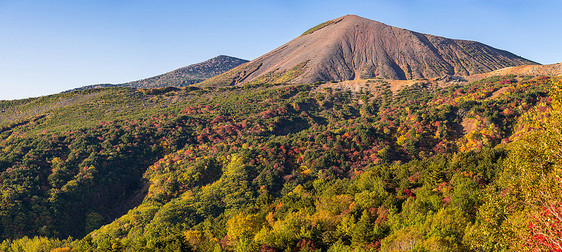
70, 55, 248, 91
121, 55, 248, 88
200, 15, 536, 86
2, 14, 562, 251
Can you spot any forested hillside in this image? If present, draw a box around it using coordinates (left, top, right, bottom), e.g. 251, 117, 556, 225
0, 75, 560, 251
70, 55, 248, 92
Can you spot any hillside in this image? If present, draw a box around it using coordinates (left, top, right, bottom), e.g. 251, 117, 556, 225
200, 15, 536, 87
467, 62, 562, 82
70, 55, 248, 91
0, 73, 560, 251
122, 55, 249, 88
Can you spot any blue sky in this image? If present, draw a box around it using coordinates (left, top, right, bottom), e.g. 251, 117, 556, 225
1, 0, 561, 100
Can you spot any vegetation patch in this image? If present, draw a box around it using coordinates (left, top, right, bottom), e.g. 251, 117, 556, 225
0, 76, 559, 251
301, 19, 341, 36
247, 61, 309, 85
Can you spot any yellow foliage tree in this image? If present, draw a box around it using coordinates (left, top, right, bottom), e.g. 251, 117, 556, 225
465, 78, 562, 250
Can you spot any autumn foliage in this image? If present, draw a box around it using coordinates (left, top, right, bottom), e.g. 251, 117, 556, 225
0, 76, 559, 251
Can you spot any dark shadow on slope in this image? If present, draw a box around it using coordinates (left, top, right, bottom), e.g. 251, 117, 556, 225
274, 117, 310, 136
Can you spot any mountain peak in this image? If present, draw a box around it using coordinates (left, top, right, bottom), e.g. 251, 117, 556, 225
300, 15, 382, 36
200, 16, 536, 87
213, 55, 239, 60
70, 56, 248, 91
119, 55, 248, 88
337, 14, 371, 22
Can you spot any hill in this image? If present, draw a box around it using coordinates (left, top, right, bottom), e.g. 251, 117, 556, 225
200, 15, 536, 86
70, 55, 248, 91
467, 62, 562, 82
0, 73, 560, 251
122, 55, 248, 88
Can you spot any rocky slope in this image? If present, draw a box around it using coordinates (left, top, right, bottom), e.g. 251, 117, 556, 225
122, 55, 248, 88
466, 62, 562, 82
70, 55, 248, 91
200, 15, 536, 86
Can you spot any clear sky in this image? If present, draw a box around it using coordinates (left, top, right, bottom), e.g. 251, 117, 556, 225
1, 0, 561, 100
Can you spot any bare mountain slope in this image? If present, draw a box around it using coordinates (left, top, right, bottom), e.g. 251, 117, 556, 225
467, 62, 562, 82
200, 15, 536, 86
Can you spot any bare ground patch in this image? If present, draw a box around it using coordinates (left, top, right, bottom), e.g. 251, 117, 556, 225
461, 118, 477, 134
488, 86, 510, 100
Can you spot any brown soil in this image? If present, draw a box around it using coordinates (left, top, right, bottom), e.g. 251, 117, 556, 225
316, 74, 468, 96
461, 118, 477, 134
489, 86, 510, 100
201, 15, 536, 87
467, 63, 562, 82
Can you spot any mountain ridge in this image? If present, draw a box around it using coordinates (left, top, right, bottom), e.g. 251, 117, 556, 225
122, 55, 248, 88
69, 55, 248, 92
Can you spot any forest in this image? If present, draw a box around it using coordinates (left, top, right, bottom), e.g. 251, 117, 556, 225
0, 75, 560, 251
